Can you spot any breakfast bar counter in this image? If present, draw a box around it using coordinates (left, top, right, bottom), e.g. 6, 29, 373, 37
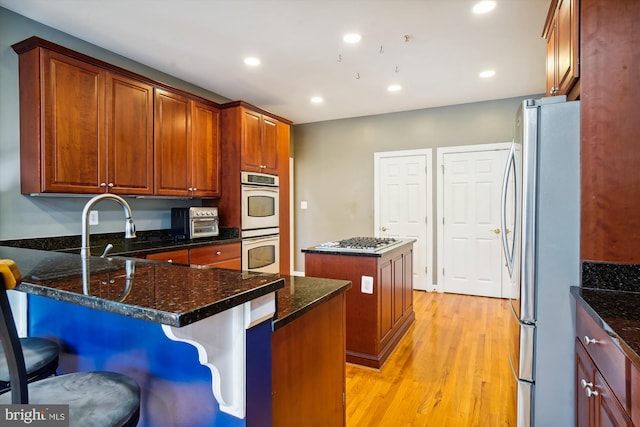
0, 245, 284, 427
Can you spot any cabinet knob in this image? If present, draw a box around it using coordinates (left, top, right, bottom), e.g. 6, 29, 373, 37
580, 379, 593, 389
167, 259, 173, 263
108, 183, 114, 188
100, 182, 107, 187
583, 335, 597, 345
216, 251, 222, 255
193, 188, 197, 191
493, 228, 501, 234
584, 387, 599, 398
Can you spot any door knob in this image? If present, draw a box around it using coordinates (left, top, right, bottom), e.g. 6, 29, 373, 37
493, 229, 501, 234
506, 228, 512, 234
381, 226, 388, 232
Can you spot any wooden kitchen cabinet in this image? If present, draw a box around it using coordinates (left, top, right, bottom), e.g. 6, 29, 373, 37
154, 89, 220, 197
12, 36, 220, 198
543, 0, 580, 99
240, 108, 279, 174
145, 249, 190, 264
304, 241, 414, 368
13, 39, 154, 195
575, 302, 634, 427
189, 243, 241, 269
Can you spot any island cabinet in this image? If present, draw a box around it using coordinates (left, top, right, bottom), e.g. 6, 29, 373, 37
575, 302, 634, 426
145, 249, 190, 264
543, 0, 580, 100
304, 241, 415, 368
154, 89, 221, 198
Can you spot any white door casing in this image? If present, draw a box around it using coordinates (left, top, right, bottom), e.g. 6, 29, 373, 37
374, 149, 433, 291
436, 143, 512, 297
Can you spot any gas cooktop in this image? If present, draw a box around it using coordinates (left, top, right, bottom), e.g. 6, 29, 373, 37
312, 237, 401, 253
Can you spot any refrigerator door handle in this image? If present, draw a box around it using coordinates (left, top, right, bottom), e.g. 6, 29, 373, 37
501, 144, 518, 276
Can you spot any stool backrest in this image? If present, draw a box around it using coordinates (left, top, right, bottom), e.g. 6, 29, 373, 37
0, 275, 29, 403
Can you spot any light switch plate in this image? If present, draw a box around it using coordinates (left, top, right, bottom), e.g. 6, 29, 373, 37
361, 276, 374, 294
89, 210, 99, 225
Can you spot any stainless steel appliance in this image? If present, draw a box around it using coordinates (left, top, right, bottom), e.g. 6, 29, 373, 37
501, 96, 580, 427
241, 171, 279, 232
240, 172, 279, 273
241, 233, 279, 274
311, 237, 401, 253
171, 207, 219, 240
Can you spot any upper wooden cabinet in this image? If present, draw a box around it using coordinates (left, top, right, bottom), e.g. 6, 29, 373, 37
239, 107, 279, 174
154, 89, 220, 197
543, 0, 580, 99
12, 36, 219, 197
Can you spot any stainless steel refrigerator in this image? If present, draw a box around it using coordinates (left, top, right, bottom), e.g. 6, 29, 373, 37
500, 96, 580, 427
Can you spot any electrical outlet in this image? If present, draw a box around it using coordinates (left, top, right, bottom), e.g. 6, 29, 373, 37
89, 210, 99, 225
361, 276, 374, 294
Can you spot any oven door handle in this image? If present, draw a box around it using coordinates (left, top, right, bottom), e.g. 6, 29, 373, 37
242, 186, 279, 194
243, 236, 278, 244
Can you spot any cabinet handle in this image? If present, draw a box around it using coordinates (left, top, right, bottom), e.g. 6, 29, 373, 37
216, 251, 222, 255
167, 259, 173, 263
108, 183, 114, 188
580, 379, 593, 389
100, 182, 107, 187
193, 188, 197, 191
584, 335, 597, 345
584, 387, 599, 398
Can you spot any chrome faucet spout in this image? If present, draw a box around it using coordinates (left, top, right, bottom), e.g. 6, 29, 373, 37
80, 194, 137, 259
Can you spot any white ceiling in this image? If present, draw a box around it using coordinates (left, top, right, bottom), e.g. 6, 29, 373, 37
0, 0, 550, 124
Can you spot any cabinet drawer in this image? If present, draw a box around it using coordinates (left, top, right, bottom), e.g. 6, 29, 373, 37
190, 243, 241, 266
146, 249, 189, 264
576, 302, 628, 411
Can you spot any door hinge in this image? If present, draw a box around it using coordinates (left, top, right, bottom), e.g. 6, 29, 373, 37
442, 217, 445, 225
441, 164, 444, 173
343, 391, 346, 406
425, 216, 428, 224
442, 267, 445, 276
425, 266, 428, 274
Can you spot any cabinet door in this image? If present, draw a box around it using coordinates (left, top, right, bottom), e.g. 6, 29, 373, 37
379, 259, 393, 344
596, 370, 632, 427
555, 0, 579, 95
403, 248, 413, 315
392, 254, 404, 325
576, 340, 594, 427
545, 14, 558, 97
240, 109, 263, 172
154, 89, 189, 196
261, 117, 279, 174
43, 50, 105, 193
106, 73, 154, 195
190, 101, 221, 197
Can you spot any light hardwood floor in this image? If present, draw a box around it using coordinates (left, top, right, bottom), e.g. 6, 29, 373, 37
346, 291, 517, 426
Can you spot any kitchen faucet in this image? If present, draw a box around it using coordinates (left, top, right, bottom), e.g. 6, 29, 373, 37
80, 194, 136, 259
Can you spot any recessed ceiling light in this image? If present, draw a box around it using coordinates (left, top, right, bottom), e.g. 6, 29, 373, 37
387, 84, 402, 92
479, 70, 496, 78
343, 33, 362, 44
472, 1, 496, 14
244, 57, 261, 66
310, 96, 324, 104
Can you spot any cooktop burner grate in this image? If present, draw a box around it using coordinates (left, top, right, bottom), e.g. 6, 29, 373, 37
313, 236, 400, 253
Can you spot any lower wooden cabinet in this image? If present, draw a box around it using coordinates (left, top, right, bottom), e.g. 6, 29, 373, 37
189, 243, 241, 269
272, 292, 346, 427
575, 302, 635, 427
145, 249, 189, 264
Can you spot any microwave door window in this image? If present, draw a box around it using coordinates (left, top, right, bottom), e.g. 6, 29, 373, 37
248, 245, 275, 269
248, 195, 275, 218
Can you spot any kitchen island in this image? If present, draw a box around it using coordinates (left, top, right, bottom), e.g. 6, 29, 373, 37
0, 245, 282, 427
303, 238, 415, 368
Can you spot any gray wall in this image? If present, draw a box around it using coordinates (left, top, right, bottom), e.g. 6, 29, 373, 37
292, 95, 540, 271
0, 7, 231, 240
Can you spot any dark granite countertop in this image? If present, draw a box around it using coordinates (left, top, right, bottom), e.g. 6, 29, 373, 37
0, 228, 240, 258
301, 238, 415, 257
571, 286, 640, 369
0, 245, 283, 328
272, 275, 351, 330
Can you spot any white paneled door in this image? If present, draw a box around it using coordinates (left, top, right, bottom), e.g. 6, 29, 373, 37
441, 148, 509, 297
374, 149, 433, 291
